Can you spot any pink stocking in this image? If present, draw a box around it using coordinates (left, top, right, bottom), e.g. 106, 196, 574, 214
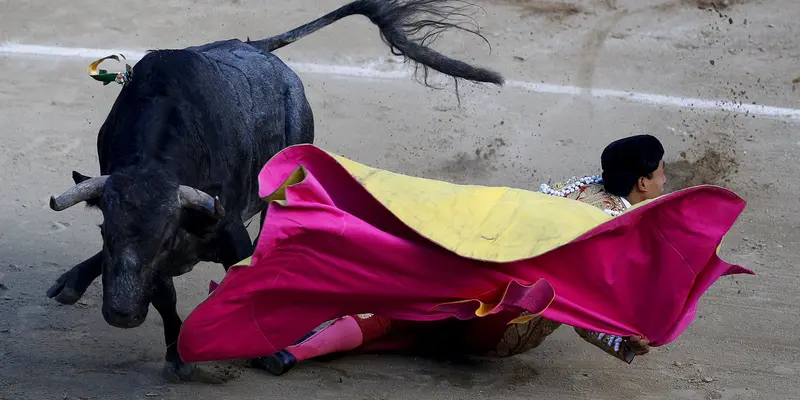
285, 316, 364, 361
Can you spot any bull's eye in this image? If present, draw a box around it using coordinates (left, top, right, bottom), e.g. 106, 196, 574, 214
160, 236, 174, 252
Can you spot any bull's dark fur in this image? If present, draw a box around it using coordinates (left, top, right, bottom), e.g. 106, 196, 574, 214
46, 0, 503, 381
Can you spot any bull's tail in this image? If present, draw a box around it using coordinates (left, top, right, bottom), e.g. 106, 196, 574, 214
249, 0, 504, 85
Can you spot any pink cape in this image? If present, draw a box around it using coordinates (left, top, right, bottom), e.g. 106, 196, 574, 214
177, 145, 752, 363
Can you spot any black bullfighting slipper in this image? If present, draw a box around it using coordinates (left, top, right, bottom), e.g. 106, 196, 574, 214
251, 350, 298, 376
251, 329, 317, 375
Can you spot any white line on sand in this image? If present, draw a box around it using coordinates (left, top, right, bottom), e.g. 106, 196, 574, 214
2, 43, 799, 121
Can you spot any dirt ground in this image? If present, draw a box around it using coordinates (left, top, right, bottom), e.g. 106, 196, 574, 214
1, 0, 799, 399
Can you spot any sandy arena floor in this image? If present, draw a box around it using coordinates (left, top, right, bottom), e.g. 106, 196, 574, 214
1, 0, 799, 399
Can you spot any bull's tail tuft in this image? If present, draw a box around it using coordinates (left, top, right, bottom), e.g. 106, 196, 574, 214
250, 0, 504, 86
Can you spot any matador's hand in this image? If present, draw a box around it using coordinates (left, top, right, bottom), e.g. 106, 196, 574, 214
627, 335, 650, 356
574, 328, 652, 363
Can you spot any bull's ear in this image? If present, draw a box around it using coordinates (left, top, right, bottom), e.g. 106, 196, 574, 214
70, 171, 102, 208
180, 208, 219, 239
203, 182, 223, 198
72, 171, 92, 184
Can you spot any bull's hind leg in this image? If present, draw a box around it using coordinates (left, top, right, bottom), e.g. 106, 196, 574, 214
46, 252, 102, 305
253, 209, 267, 247
284, 73, 315, 147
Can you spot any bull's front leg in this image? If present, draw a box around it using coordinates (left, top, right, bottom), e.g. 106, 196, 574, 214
46, 252, 102, 305
150, 277, 192, 381
152, 277, 234, 384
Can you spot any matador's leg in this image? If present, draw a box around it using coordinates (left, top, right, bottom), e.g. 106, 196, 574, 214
252, 314, 421, 375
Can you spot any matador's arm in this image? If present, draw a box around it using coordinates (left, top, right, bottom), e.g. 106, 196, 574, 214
573, 327, 639, 363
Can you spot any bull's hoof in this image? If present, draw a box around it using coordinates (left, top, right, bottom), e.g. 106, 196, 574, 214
162, 360, 198, 382
46, 274, 84, 305
161, 361, 237, 384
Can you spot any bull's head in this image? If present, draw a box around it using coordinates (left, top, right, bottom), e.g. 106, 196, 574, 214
49, 170, 225, 328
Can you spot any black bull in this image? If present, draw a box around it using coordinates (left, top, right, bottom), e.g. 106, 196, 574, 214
45, 0, 504, 381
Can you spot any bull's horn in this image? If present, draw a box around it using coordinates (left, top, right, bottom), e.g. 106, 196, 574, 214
50, 176, 109, 211
178, 186, 226, 218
